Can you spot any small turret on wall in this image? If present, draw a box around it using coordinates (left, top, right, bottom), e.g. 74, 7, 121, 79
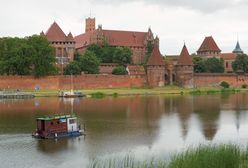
146, 37, 166, 87
176, 44, 194, 88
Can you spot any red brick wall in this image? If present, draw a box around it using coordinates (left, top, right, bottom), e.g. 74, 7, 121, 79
0, 75, 146, 90
194, 73, 248, 87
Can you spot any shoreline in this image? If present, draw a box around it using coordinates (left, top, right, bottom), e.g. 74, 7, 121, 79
24, 86, 248, 98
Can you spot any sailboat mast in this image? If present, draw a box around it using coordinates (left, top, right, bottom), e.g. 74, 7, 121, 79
70, 73, 73, 93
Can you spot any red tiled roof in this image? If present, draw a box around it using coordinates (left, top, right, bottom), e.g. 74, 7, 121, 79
102, 30, 146, 47
75, 29, 147, 49
177, 45, 193, 65
127, 65, 145, 75
220, 53, 237, 60
45, 22, 67, 42
147, 46, 165, 66
75, 31, 95, 49
66, 32, 75, 42
197, 36, 221, 52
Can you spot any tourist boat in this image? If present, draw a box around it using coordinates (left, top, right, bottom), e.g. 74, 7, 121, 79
59, 90, 85, 98
32, 114, 85, 139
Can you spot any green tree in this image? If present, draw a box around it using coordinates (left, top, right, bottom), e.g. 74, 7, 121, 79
113, 47, 132, 65
87, 44, 103, 61
112, 66, 128, 75
27, 35, 57, 77
0, 37, 33, 75
232, 54, 248, 73
145, 40, 154, 64
77, 51, 100, 74
100, 44, 115, 63
192, 56, 206, 73
64, 61, 81, 75
205, 57, 224, 73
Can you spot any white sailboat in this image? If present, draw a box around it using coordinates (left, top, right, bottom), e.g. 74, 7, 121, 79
59, 74, 85, 98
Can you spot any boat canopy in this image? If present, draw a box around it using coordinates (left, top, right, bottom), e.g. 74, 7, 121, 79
37, 114, 76, 121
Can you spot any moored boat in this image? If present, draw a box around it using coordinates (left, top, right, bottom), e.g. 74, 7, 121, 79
32, 114, 85, 139
58, 90, 85, 98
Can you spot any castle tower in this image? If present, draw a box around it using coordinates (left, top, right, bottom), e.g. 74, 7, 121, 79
146, 36, 166, 87
233, 41, 243, 54
197, 36, 221, 58
85, 17, 96, 33
176, 44, 194, 88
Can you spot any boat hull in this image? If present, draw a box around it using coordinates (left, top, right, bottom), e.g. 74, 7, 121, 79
32, 130, 85, 139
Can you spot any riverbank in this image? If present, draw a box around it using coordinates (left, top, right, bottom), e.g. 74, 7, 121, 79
25, 86, 248, 97
88, 144, 247, 168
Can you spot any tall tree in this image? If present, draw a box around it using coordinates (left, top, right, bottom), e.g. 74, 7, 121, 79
113, 47, 132, 65
64, 61, 81, 75
0, 37, 33, 75
27, 35, 57, 77
232, 54, 248, 73
145, 40, 154, 64
192, 56, 206, 73
77, 51, 100, 74
205, 57, 224, 73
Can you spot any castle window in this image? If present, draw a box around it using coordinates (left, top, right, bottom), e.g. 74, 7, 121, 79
57, 47, 62, 57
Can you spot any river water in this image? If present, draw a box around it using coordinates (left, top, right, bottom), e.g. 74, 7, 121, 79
0, 93, 248, 168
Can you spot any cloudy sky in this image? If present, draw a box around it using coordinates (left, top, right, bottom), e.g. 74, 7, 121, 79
1, 0, 248, 55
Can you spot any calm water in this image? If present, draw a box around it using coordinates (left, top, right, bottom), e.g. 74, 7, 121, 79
1, 93, 248, 167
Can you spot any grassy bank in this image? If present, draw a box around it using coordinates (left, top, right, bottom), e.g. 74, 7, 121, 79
27, 86, 248, 97
88, 144, 248, 168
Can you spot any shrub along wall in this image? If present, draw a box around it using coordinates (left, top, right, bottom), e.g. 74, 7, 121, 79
0, 75, 146, 90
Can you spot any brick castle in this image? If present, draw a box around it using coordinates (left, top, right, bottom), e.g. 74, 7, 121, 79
37, 17, 246, 88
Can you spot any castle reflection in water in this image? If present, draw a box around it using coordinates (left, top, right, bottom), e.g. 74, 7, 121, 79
0, 93, 248, 157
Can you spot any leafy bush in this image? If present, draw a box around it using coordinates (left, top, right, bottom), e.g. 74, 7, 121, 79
64, 61, 81, 75
220, 81, 230, 88
90, 92, 105, 98
75, 51, 100, 74
232, 54, 248, 73
242, 84, 247, 88
112, 66, 128, 75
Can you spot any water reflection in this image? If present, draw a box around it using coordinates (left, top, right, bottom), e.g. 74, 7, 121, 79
0, 93, 248, 167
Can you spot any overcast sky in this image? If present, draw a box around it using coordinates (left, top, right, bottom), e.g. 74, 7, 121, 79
1, 0, 248, 55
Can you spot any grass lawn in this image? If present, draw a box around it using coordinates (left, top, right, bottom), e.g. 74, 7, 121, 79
25, 86, 248, 97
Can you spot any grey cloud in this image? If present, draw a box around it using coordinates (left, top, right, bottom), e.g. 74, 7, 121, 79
89, 0, 245, 13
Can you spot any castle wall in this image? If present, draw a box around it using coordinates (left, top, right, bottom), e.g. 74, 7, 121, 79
1, 74, 248, 90
0, 75, 146, 90
194, 73, 248, 87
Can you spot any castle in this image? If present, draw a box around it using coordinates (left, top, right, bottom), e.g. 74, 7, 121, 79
40, 18, 245, 88
74, 17, 155, 64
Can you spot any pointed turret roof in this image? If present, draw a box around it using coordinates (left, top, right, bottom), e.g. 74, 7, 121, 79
66, 32, 75, 42
177, 44, 193, 65
233, 41, 243, 54
147, 45, 165, 66
197, 36, 221, 52
40, 31, 45, 36
45, 22, 67, 42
